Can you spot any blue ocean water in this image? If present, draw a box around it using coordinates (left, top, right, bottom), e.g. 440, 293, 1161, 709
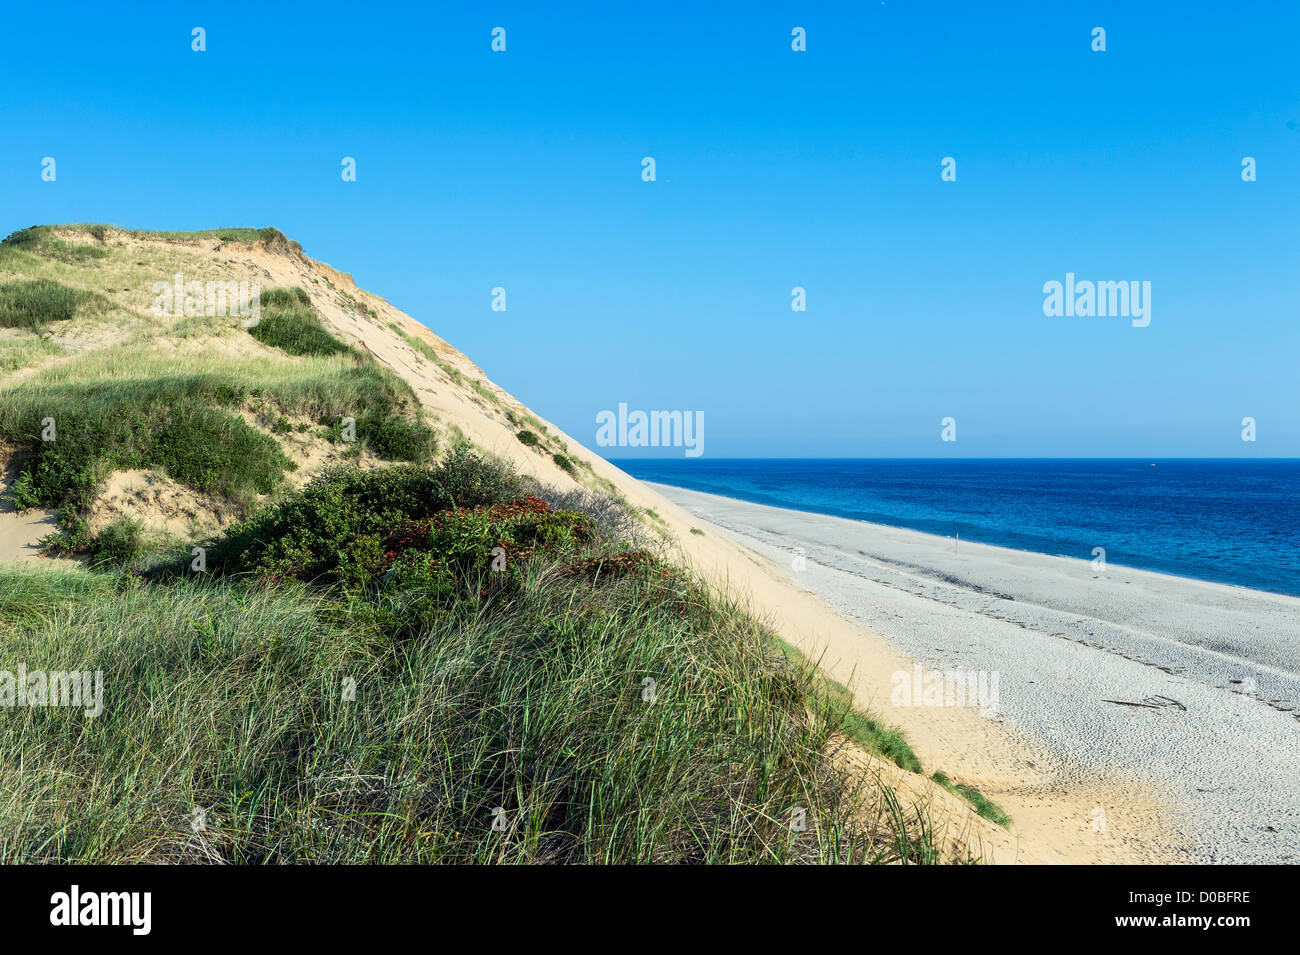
612, 459, 1300, 597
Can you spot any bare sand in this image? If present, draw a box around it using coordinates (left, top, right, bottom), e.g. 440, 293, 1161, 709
648, 482, 1300, 864
0, 463, 57, 562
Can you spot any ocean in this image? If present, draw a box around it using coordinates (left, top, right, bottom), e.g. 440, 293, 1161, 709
612, 459, 1300, 597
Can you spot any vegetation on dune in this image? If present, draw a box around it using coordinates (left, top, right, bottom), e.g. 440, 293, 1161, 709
1, 286, 437, 554
0, 226, 112, 269
0, 335, 63, 373
0, 279, 106, 331
248, 287, 353, 359
4, 223, 291, 251
125, 226, 291, 247
775, 642, 922, 774
387, 321, 499, 405
931, 772, 1010, 828
86, 515, 149, 569
4, 384, 289, 518
0, 448, 950, 864
196, 448, 561, 586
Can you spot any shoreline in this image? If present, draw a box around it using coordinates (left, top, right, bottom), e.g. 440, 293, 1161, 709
646, 480, 1300, 864
616, 472, 1299, 599
639, 479, 1298, 601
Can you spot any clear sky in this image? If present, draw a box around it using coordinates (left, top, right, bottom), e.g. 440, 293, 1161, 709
2, 1, 1295, 457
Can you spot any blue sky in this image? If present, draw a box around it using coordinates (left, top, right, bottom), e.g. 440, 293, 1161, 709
2, 1, 1295, 457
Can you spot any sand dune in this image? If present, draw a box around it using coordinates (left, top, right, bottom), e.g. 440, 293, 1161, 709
1, 227, 1204, 863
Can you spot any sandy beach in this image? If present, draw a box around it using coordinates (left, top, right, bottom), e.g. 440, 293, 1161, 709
648, 482, 1300, 864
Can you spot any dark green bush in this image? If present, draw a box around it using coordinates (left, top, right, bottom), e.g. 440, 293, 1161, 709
88, 516, 146, 568
516, 429, 540, 447
356, 411, 435, 463
203, 448, 527, 581
1, 391, 290, 514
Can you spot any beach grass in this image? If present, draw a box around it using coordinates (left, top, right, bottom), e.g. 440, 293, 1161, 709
773, 641, 922, 774
0, 335, 63, 373
931, 771, 1011, 828
387, 321, 499, 405
0, 279, 106, 331
0, 450, 945, 864
248, 287, 354, 358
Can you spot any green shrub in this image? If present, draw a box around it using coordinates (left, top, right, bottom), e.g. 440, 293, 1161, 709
2, 392, 290, 515
7, 471, 41, 511
357, 412, 435, 462
516, 429, 539, 447
88, 516, 146, 568
551, 452, 575, 474
202, 448, 527, 581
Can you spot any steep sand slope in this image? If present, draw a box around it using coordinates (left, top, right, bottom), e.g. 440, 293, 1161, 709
0, 228, 1184, 862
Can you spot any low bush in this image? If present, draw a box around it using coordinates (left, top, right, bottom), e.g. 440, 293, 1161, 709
88, 516, 147, 569
201, 447, 527, 583
1, 389, 290, 514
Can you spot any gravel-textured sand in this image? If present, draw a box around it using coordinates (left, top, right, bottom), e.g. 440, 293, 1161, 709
649, 482, 1300, 864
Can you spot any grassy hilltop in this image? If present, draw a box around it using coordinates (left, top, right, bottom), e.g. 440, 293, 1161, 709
0, 225, 1000, 863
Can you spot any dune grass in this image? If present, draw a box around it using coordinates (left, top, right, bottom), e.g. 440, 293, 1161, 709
931, 772, 1011, 828
0, 451, 946, 864
774, 642, 922, 774
0, 279, 105, 331
387, 321, 499, 405
8, 224, 288, 247
0, 335, 63, 373
128, 227, 285, 245
0, 226, 112, 270
248, 287, 354, 358
0, 371, 293, 516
